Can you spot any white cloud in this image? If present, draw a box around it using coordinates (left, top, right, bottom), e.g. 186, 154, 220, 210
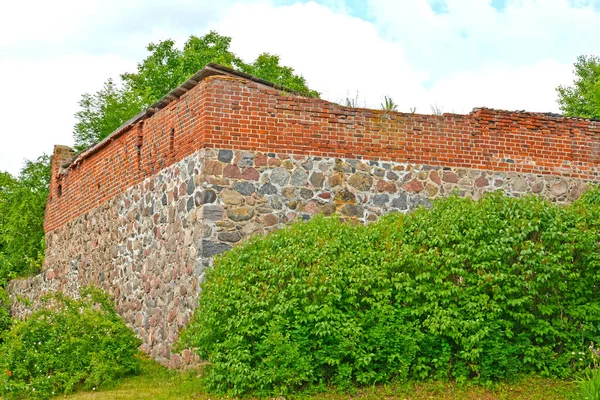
423, 59, 574, 114
212, 1, 429, 108
0, 54, 135, 175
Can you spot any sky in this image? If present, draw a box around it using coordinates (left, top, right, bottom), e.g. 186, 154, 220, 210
1, 0, 599, 176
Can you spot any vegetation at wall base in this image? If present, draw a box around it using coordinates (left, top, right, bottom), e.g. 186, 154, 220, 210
59, 368, 577, 400
0, 286, 141, 400
179, 190, 600, 397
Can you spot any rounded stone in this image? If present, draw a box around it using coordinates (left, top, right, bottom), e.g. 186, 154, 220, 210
551, 180, 568, 196
291, 169, 309, 186
334, 188, 356, 203
259, 183, 278, 195
227, 206, 255, 222
195, 189, 217, 206
348, 172, 373, 191
217, 231, 242, 243
262, 214, 279, 226
511, 178, 529, 192
270, 168, 291, 186
221, 189, 244, 205
218, 150, 234, 163
442, 171, 459, 183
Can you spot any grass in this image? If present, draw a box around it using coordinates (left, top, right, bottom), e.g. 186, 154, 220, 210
61, 355, 579, 400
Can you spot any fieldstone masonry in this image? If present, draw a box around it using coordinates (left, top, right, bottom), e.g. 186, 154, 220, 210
9, 147, 591, 366
8, 64, 600, 367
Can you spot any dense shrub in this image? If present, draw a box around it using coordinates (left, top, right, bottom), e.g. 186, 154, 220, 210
0, 286, 141, 399
179, 190, 600, 396
0, 284, 11, 343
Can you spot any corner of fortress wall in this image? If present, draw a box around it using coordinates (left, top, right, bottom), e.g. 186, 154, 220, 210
8, 75, 600, 367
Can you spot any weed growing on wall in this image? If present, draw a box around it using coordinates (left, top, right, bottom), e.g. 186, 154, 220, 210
179, 190, 600, 396
0, 286, 141, 399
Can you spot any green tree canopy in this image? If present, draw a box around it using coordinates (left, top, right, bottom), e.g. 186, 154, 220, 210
0, 156, 51, 281
74, 31, 318, 151
556, 55, 600, 119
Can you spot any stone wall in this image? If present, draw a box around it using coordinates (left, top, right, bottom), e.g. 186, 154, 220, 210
9, 147, 591, 366
9, 65, 600, 367
44, 74, 600, 233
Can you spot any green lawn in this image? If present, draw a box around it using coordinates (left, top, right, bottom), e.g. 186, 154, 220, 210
62, 356, 579, 400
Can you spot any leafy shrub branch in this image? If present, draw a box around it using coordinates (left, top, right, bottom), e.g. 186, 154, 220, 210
179, 190, 600, 396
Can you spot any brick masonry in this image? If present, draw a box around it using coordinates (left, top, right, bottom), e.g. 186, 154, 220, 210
8, 72, 600, 367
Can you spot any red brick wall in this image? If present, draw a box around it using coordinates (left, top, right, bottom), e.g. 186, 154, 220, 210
45, 75, 600, 233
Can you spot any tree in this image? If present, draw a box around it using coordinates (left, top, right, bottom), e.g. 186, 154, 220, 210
0, 156, 51, 281
74, 80, 143, 152
74, 31, 318, 151
239, 53, 319, 97
556, 55, 600, 119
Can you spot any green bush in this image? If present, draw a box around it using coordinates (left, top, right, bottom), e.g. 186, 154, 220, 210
578, 368, 600, 400
179, 190, 600, 396
0, 284, 11, 343
0, 286, 141, 399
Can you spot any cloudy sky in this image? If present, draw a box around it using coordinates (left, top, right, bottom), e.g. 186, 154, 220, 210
1, 0, 599, 176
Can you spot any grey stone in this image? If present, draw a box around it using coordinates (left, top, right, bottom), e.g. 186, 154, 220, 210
391, 194, 408, 210
238, 152, 254, 168
270, 197, 283, 210
411, 197, 432, 209
373, 194, 389, 206
218, 150, 234, 163
217, 231, 242, 243
309, 172, 325, 188
511, 178, 528, 192
259, 183, 278, 195
270, 168, 290, 186
186, 196, 194, 212
291, 169, 308, 186
233, 182, 255, 196
202, 205, 224, 222
186, 178, 195, 195
195, 190, 217, 206
201, 240, 232, 257
386, 171, 399, 181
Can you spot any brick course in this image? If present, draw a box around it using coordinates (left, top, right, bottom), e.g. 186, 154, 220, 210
45, 75, 600, 233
